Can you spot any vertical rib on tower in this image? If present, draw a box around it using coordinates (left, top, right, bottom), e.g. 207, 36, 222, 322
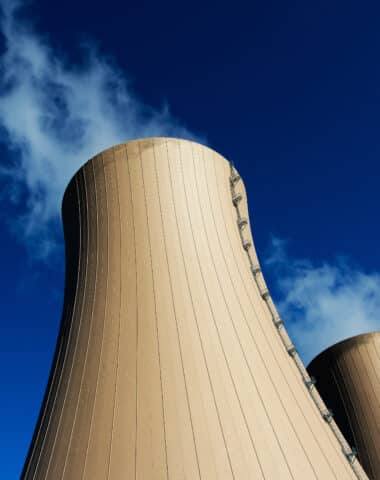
22, 138, 368, 479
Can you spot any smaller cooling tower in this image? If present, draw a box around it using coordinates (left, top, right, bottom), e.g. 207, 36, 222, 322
308, 332, 380, 479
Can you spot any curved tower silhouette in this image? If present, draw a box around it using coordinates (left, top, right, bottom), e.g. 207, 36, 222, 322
22, 138, 368, 479
308, 332, 380, 479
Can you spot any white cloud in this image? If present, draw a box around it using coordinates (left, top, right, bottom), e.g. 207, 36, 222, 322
265, 237, 380, 364
0, 0, 199, 258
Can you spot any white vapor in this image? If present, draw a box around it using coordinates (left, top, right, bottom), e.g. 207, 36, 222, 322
0, 0, 198, 257
265, 238, 380, 364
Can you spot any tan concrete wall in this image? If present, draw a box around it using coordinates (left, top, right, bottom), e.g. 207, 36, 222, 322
22, 138, 368, 479
308, 332, 380, 479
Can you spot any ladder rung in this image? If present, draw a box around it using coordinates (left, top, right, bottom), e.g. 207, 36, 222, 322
287, 346, 297, 357
261, 290, 270, 300
232, 193, 242, 206
230, 172, 241, 186
274, 317, 283, 328
243, 240, 251, 251
250, 265, 261, 276
304, 376, 316, 390
323, 409, 334, 423
345, 447, 357, 464
237, 218, 248, 230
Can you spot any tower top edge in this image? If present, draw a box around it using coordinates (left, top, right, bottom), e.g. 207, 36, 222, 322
62, 136, 241, 204
308, 330, 380, 367
91, 137, 231, 164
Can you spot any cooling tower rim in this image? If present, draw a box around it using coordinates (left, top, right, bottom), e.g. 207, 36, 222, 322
307, 330, 380, 368
62, 137, 241, 209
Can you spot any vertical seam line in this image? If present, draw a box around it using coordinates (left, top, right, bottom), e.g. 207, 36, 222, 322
166, 139, 234, 479
80, 156, 109, 479
177, 141, 236, 479
106, 149, 123, 478
153, 141, 202, 479
125, 148, 139, 480
191, 145, 269, 479
139, 142, 169, 479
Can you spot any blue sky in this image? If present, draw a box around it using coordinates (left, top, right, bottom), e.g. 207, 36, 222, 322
0, 0, 380, 477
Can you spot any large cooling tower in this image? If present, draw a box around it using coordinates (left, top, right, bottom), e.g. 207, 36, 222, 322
308, 332, 380, 479
22, 138, 368, 479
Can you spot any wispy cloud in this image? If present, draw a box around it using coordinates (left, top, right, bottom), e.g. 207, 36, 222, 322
265, 237, 380, 364
0, 0, 198, 258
